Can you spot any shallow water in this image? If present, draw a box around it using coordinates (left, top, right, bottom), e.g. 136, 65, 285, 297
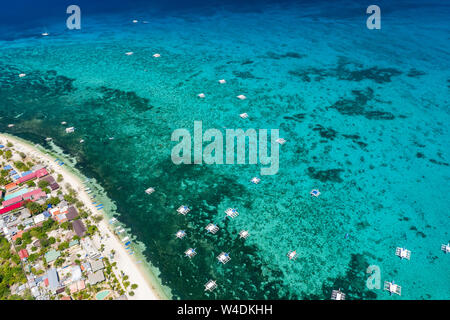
0, 0, 449, 299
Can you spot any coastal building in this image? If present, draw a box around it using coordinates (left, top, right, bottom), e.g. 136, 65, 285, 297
87, 270, 105, 285
90, 259, 105, 272
70, 265, 82, 282
11, 230, 24, 241
18, 249, 29, 260
0, 201, 24, 215
2, 189, 46, 207
46, 268, 60, 293
5, 182, 18, 193
4, 187, 29, 202
45, 249, 61, 263
72, 220, 86, 237
55, 213, 68, 223
33, 213, 46, 225
16, 168, 49, 184
66, 206, 79, 221
81, 238, 100, 260
68, 239, 79, 248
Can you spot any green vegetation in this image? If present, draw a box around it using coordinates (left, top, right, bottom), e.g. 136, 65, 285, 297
24, 201, 43, 215
0, 236, 28, 300
4, 150, 12, 160
26, 181, 36, 187
92, 215, 103, 223
14, 161, 29, 172
46, 197, 60, 206
38, 180, 50, 189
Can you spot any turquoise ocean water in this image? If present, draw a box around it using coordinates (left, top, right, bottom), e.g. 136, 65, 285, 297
0, 0, 449, 299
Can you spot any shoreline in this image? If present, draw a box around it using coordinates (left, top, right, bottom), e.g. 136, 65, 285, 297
0, 132, 169, 300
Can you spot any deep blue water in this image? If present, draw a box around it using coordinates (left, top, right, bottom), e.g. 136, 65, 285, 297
0, 0, 449, 299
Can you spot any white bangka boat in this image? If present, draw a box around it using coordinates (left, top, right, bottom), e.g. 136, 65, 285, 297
205, 223, 219, 234
145, 187, 155, 195
177, 205, 191, 215
239, 230, 249, 239
175, 230, 186, 239
331, 289, 346, 300
287, 250, 298, 260
310, 189, 320, 197
384, 281, 401, 296
395, 247, 411, 260
217, 252, 231, 264
185, 248, 196, 258
225, 208, 239, 219
236, 94, 247, 100
205, 280, 217, 292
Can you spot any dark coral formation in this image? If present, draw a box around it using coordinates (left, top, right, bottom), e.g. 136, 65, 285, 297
94, 86, 153, 113
407, 68, 426, 77
288, 56, 402, 84
313, 124, 338, 140
283, 113, 306, 123
307, 167, 344, 183
327, 88, 395, 120
232, 70, 260, 79
266, 51, 306, 60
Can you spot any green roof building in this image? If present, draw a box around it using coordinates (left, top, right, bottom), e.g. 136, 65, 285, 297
45, 249, 60, 263
69, 239, 79, 247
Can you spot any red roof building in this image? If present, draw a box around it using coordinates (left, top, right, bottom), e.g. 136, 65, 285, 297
2, 189, 46, 208
2, 195, 23, 207
16, 168, 49, 184
5, 182, 17, 191
18, 249, 29, 260
12, 230, 24, 241
0, 201, 24, 215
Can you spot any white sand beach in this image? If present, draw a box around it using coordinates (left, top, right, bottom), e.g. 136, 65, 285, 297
0, 133, 165, 300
